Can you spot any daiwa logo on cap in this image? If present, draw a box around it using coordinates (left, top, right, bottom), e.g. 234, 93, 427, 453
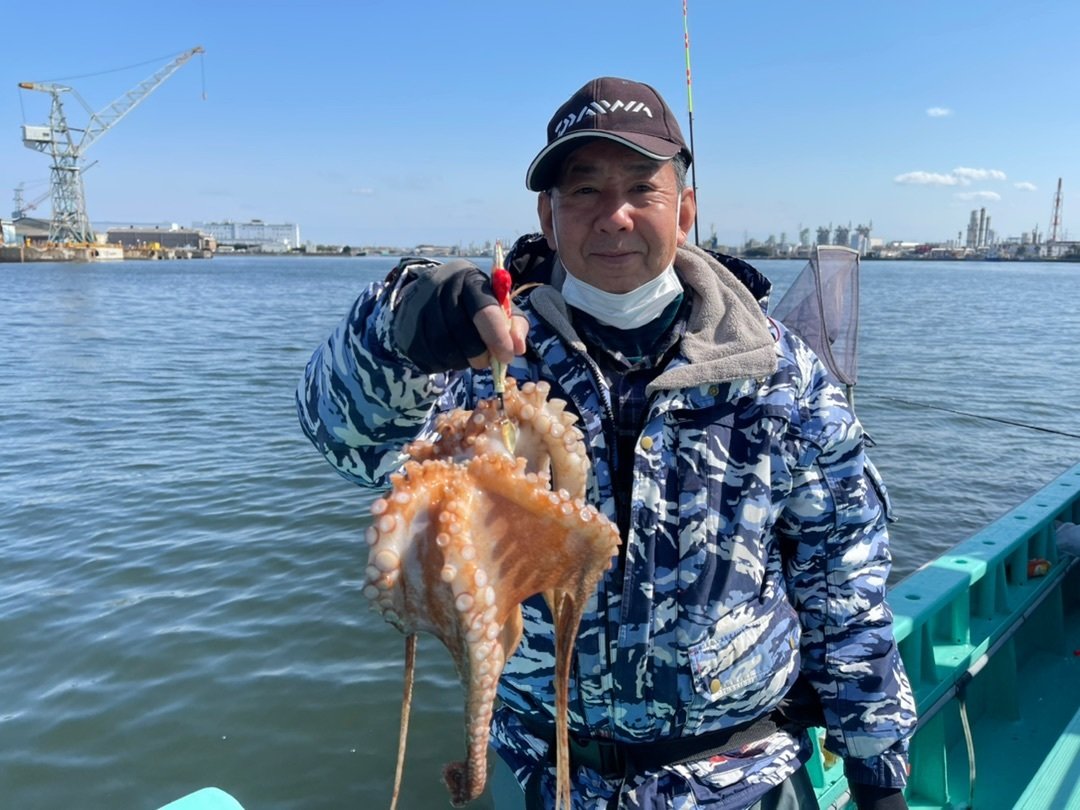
554, 99, 655, 138
525, 77, 690, 191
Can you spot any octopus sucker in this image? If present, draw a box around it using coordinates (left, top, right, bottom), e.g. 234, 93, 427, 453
374, 549, 399, 573
455, 593, 474, 612
366, 378, 620, 809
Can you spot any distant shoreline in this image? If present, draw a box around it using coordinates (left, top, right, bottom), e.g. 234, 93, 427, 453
212, 250, 1080, 264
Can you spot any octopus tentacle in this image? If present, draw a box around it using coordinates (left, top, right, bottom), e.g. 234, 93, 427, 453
390, 633, 416, 810
406, 378, 589, 499
365, 382, 620, 808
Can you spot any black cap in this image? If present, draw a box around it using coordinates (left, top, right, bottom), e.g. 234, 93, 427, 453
526, 76, 692, 192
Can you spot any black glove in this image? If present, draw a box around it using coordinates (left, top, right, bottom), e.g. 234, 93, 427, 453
849, 783, 908, 810
391, 260, 500, 373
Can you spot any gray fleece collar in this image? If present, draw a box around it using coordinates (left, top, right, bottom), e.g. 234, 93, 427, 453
528, 245, 778, 392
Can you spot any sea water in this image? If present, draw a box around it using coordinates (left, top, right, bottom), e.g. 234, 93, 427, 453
1, 256, 1078, 808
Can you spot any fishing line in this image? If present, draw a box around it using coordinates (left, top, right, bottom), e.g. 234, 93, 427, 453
874, 394, 1080, 440
681, 0, 700, 246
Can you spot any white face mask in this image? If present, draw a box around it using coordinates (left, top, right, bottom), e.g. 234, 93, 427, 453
561, 264, 683, 330
551, 194, 685, 330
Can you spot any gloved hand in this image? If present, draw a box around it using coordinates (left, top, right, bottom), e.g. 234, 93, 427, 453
391, 260, 526, 374
1056, 522, 1080, 558
849, 783, 908, 810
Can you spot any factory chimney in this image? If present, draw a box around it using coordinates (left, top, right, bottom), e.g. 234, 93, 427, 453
966, 210, 979, 248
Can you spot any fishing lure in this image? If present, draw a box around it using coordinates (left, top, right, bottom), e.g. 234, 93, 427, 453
490, 241, 516, 450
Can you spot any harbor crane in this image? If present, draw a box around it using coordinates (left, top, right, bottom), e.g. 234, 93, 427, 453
18, 46, 204, 244
12, 182, 51, 219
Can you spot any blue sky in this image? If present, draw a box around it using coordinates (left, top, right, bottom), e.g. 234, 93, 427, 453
3, 0, 1076, 248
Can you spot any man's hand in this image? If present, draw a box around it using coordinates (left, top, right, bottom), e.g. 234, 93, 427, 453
468, 303, 528, 370
391, 260, 527, 374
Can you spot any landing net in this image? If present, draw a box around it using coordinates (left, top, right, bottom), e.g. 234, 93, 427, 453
770, 245, 860, 387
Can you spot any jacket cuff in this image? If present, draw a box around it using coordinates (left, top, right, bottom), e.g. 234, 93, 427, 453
370, 271, 429, 373
843, 745, 909, 788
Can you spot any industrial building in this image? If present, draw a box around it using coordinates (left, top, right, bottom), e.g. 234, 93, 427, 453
965, 208, 995, 249
6, 216, 51, 245
106, 225, 216, 251
813, 223, 874, 256
193, 219, 300, 251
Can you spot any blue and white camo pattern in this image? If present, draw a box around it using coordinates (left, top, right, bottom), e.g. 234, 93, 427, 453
296, 247, 917, 808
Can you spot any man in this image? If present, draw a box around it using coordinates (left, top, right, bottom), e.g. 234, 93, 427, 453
298, 77, 916, 809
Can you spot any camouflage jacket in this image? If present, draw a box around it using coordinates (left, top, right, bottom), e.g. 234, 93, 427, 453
297, 244, 917, 808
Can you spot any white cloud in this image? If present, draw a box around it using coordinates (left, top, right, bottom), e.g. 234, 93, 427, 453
350, 187, 376, 195
955, 191, 1002, 201
894, 171, 959, 186
926, 107, 953, 117
953, 167, 1007, 183
1014, 181, 1038, 191
896, 167, 1009, 188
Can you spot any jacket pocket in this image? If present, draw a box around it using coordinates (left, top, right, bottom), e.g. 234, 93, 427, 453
684, 603, 800, 733
865, 456, 895, 523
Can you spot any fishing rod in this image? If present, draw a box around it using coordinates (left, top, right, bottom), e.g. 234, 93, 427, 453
682, 0, 700, 246
874, 395, 1080, 441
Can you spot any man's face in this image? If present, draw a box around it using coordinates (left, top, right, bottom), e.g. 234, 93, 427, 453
538, 140, 696, 293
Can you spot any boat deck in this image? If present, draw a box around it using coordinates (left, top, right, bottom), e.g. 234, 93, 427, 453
1013, 685, 1080, 809
932, 564, 1080, 809
810, 462, 1080, 809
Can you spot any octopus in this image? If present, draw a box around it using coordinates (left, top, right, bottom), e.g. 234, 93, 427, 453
363, 378, 621, 809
